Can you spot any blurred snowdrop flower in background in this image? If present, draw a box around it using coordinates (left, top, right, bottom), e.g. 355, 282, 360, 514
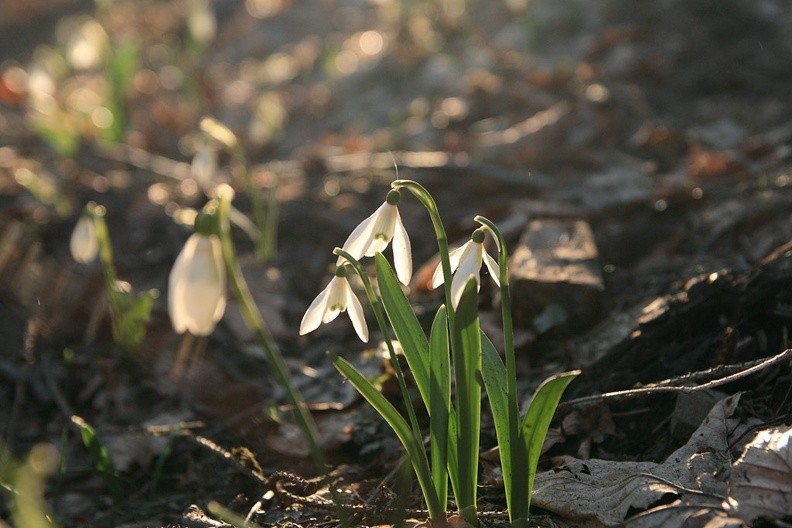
168, 226, 226, 336
66, 18, 109, 70
70, 213, 99, 264
337, 189, 411, 285
300, 266, 368, 342
432, 228, 499, 308
191, 139, 218, 188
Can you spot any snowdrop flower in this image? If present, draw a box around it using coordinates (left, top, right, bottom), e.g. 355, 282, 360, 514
168, 227, 226, 336
191, 139, 217, 188
432, 228, 500, 309
337, 189, 411, 285
70, 214, 99, 263
300, 266, 368, 342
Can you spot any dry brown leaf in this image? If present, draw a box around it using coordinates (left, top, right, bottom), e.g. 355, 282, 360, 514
532, 394, 746, 527
725, 425, 792, 523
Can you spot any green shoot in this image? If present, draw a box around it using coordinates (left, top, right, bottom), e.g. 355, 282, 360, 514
71, 416, 125, 500
72, 203, 158, 352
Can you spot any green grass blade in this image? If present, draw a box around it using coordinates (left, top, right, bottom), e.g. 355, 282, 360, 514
429, 306, 450, 510
331, 353, 441, 519
480, 332, 521, 520
375, 253, 430, 409
522, 370, 580, 510
71, 416, 124, 499
451, 278, 481, 523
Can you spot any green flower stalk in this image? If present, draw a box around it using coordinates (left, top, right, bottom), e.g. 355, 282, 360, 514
390, 179, 480, 525
332, 248, 444, 521
390, 180, 453, 309
475, 215, 580, 527
200, 117, 275, 262
211, 185, 325, 471
169, 186, 353, 523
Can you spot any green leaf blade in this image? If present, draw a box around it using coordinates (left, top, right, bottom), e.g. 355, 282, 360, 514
375, 253, 430, 409
480, 332, 521, 519
71, 416, 124, 499
522, 370, 580, 508
331, 353, 441, 520
428, 305, 450, 510
451, 278, 482, 521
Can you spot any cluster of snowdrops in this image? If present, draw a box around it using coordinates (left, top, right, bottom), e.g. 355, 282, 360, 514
70, 158, 578, 527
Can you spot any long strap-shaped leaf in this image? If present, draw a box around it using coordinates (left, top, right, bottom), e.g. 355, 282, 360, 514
522, 370, 580, 514
331, 353, 442, 520
375, 254, 431, 410
480, 332, 521, 521
429, 306, 450, 511
452, 278, 482, 523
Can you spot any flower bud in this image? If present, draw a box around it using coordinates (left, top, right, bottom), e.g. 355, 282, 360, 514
70, 215, 99, 264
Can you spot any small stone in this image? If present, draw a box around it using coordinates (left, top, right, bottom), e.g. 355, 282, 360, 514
509, 219, 604, 334
182, 504, 231, 528
671, 390, 727, 442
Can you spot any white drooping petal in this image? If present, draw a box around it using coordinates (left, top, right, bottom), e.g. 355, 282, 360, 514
168, 236, 194, 334
299, 283, 332, 335
299, 274, 369, 340
451, 243, 481, 308
431, 241, 471, 289
168, 234, 227, 336
391, 209, 412, 285
322, 276, 346, 324
70, 216, 99, 264
483, 250, 500, 287
210, 237, 228, 320
337, 205, 382, 265
450, 242, 482, 308
364, 203, 397, 257
345, 283, 369, 342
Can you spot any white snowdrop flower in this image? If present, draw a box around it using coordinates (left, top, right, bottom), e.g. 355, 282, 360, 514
168, 230, 226, 336
70, 214, 99, 264
191, 140, 217, 188
300, 266, 368, 342
337, 189, 411, 285
431, 228, 500, 309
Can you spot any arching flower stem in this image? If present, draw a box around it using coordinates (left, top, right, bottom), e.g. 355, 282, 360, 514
334, 247, 443, 520
390, 180, 455, 321
333, 248, 423, 444
475, 215, 527, 525
392, 179, 483, 525
214, 187, 325, 474
474, 215, 516, 414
